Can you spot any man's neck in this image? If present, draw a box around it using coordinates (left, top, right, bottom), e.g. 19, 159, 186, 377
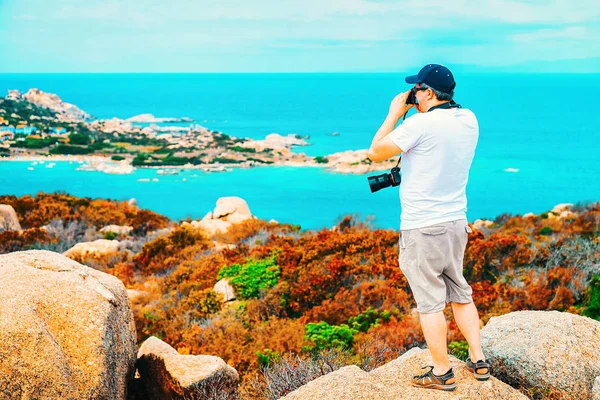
424, 100, 450, 112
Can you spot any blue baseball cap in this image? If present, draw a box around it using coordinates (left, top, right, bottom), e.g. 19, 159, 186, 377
405, 64, 456, 93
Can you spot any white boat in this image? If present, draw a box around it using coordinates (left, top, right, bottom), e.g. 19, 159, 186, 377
137, 178, 150, 182
157, 169, 180, 175
27, 167, 34, 171
182, 178, 187, 182
505, 168, 519, 173
152, 178, 159, 182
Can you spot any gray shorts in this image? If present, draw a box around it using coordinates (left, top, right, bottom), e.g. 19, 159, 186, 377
399, 219, 473, 314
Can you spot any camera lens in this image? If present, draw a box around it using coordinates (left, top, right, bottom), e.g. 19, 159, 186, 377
368, 173, 392, 193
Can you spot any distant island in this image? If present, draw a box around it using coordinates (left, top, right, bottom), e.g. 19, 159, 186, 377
0, 89, 396, 174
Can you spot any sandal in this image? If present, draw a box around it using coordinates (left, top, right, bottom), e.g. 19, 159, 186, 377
466, 358, 491, 381
411, 366, 456, 391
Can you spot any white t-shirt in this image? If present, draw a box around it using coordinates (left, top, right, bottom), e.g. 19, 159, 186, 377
388, 107, 479, 230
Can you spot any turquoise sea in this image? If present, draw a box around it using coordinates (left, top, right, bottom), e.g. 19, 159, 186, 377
0, 73, 599, 230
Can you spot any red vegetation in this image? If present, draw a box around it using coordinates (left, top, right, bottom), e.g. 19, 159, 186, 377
1, 194, 599, 392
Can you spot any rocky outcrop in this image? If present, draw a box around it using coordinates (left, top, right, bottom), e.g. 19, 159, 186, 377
282, 347, 526, 399
100, 224, 134, 235
481, 310, 600, 399
473, 219, 494, 230
128, 198, 138, 207
239, 133, 309, 152
22, 88, 91, 121
126, 113, 193, 123
63, 238, 125, 258
0, 204, 21, 231
0, 250, 137, 399
135, 336, 239, 400
324, 149, 397, 174
552, 203, 573, 213
188, 197, 256, 236
214, 278, 236, 302
213, 196, 253, 224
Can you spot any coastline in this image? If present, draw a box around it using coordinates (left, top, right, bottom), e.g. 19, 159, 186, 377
1, 153, 392, 175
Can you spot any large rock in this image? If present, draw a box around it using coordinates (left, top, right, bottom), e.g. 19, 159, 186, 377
189, 197, 256, 236
213, 196, 252, 223
214, 278, 236, 302
0, 250, 137, 399
136, 336, 239, 399
0, 204, 22, 231
99, 224, 134, 235
63, 238, 124, 258
282, 347, 526, 399
481, 310, 600, 399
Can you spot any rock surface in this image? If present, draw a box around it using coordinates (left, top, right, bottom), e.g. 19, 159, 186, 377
190, 197, 255, 236
593, 376, 600, 400
136, 336, 239, 400
473, 219, 495, 230
481, 310, 600, 399
282, 347, 526, 400
214, 278, 236, 302
0, 204, 21, 231
100, 224, 134, 235
22, 88, 91, 121
63, 238, 124, 258
0, 250, 137, 399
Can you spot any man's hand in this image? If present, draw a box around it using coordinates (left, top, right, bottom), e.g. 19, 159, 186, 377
388, 90, 413, 119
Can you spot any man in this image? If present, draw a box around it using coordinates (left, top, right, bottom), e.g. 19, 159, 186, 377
367, 64, 490, 391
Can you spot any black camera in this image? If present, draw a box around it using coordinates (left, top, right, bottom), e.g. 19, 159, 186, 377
367, 165, 401, 193
406, 87, 417, 105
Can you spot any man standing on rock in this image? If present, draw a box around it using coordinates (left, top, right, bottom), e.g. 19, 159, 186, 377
367, 64, 490, 391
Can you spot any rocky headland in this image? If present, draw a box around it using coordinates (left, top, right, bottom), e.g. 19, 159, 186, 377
0, 89, 396, 174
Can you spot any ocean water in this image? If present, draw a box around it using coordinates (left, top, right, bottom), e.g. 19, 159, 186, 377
0, 73, 599, 230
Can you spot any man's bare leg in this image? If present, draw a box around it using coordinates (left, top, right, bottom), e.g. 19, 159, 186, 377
450, 301, 485, 361
419, 310, 451, 375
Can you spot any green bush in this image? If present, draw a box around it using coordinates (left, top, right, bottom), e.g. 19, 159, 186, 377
304, 321, 357, 352
257, 348, 282, 368
213, 157, 242, 164
132, 153, 149, 166
448, 340, 469, 361
231, 146, 256, 153
348, 307, 391, 332
314, 156, 329, 164
68, 133, 91, 145
539, 226, 553, 236
50, 144, 93, 155
104, 231, 118, 240
583, 275, 600, 321
111, 155, 125, 161
217, 254, 280, 299
12, 137, 58, 149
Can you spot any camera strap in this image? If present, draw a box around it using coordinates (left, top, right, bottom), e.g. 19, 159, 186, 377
402, 100, 461, 121
427, 100, 461, 112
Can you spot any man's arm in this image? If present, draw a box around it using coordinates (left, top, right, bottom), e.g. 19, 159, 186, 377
367, 90, 413, 162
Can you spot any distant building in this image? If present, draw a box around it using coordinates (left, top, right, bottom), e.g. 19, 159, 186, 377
49, 126, 67, 135
0, 116, 8, 125
14, 124, 37, 135
0, 132, 14, 142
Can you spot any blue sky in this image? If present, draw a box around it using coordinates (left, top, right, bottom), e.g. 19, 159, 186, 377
1, 0, 599, 73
